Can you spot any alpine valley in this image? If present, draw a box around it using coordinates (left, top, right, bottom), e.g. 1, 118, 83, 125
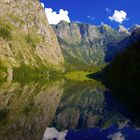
0, 0, 140, 140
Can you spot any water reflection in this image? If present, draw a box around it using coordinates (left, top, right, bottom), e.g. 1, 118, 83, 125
43, 124, 140, 140
50, 80, 128, 130
0, 80, 64, 140
0, 79, 138, 140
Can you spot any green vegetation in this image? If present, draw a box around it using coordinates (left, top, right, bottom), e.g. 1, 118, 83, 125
0, 22, 12, 41
57, 36, 106, 72
12, 62, 103, 84
0, 63, 7, 82
22, 101, 34, 115
0, 108, 9, 122
25, 33, 41, 49
13, 64, 64, 84
62, 44, 105, 71
65, 71, 92, 81
13, 64, 47, 82
64, 66, 103, 81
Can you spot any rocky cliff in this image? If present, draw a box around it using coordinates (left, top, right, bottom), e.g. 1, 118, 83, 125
0, 0, 64, 76
52, 21, 130, 69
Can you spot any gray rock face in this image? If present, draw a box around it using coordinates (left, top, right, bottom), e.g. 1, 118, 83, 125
0, 0, 64, 71
118, 25, 130, 34
52, 21, 130, 67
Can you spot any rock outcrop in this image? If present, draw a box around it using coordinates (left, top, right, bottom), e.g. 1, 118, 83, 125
0, 0, 64, 73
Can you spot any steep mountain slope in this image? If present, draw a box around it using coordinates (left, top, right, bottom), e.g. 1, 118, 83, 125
52, 21, 130, 69
0, 0, 64, 77
102, 28, 140, 124
106, 27, 140, 61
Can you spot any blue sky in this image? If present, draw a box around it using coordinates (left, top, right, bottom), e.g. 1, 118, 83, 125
40, 0, 140, 28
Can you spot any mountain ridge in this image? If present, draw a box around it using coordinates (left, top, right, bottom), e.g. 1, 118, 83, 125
51, 21, 132, 70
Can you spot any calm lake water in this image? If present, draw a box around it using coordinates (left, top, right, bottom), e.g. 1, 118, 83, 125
0, 78, 140, 140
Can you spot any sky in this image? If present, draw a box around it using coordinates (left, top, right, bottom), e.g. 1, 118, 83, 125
40, 0, 140, 28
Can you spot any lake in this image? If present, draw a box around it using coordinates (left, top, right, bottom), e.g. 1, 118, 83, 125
0, 77, 140, 140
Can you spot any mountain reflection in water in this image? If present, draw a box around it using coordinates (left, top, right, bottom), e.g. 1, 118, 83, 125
0, 78, 139, 140
0, 80, 64, 140
50, 80, 129, 130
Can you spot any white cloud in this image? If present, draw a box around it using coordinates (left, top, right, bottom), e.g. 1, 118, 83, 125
105, 7, 111, 14
41, 3, 70, 25
108, 10, 127, 23
87, 16, 95, 20
107, 132, 125, 140
43, 127, 68, 140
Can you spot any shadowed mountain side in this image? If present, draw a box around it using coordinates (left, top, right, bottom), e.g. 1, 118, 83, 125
0, 80, 64, 140
102, 40, 140, 126
86, 28, 140, 126
105, 27, 140, 61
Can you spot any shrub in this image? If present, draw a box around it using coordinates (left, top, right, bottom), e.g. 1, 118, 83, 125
0, 23, 12, 40
25, 34, 41, 48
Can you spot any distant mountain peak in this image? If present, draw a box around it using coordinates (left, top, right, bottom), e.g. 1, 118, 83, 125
100, 24, 111, 28
129, 24, 140, 33
130, 27, 140, 41
56, 20, 69, 26
118, 25, 130, 34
